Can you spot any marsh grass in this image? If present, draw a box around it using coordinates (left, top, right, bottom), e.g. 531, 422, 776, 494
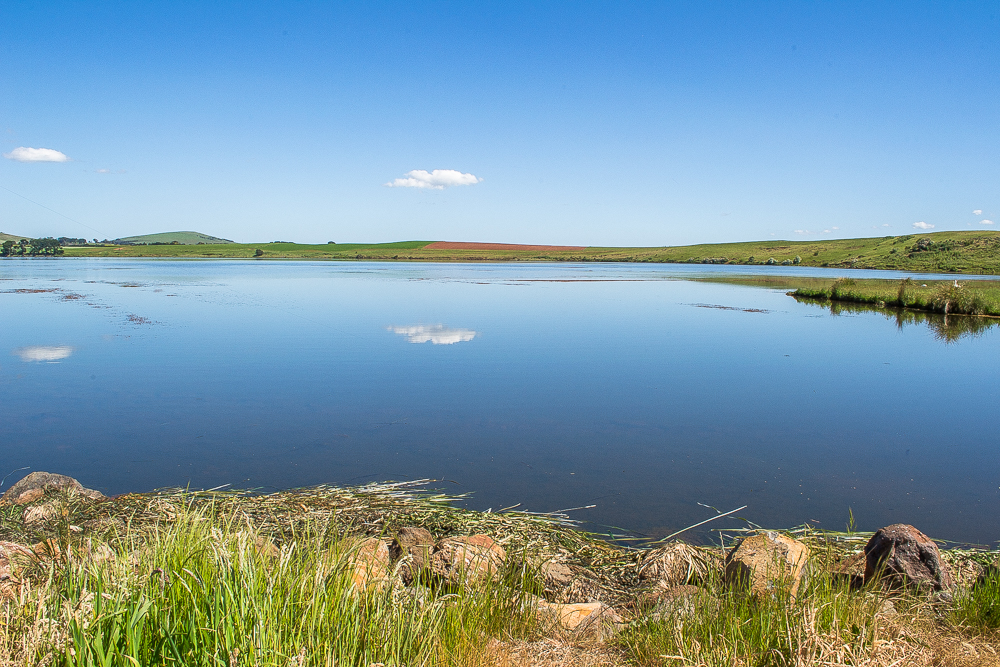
790, 277, 1000, 316
10, 501, 543, 666
4, 487, 1000, 666
953, 567, 1000, 634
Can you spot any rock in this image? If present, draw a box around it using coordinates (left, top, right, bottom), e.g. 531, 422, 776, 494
863, 524, 953, 592
430, 535, 505, 587
638, 541, 722, 588
541, 560, 574, 592
536, 601, 623, 641
393, 527, 434, 584
253, 535, 279, 560
1, 472, 104, 505
11, 488, 45, 505
341, 537, 390, 591
724, 532, 809, 598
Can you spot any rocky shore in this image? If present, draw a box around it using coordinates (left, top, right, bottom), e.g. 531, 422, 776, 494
2, 472, 999, 666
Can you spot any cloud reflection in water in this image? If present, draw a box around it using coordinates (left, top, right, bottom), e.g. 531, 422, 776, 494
388, 325, 476, 345
15, 346, 74, 362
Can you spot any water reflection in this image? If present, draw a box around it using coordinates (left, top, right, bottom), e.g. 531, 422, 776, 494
795, 297, 1000, 343
388, 325, 477, 345
14, 346, 74, 362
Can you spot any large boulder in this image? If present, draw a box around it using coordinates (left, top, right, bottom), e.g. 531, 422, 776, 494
341, 537, 390, 591
430, 535, 505, 587
1, 472, 104, 505
724, 532, 809, 598
863, 524, 953, 592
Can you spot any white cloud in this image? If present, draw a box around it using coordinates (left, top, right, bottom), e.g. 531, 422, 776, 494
981, 219, 995, 225
882, 223, 890, 227
385, 169, 482, 190
973, 210, 983, 215
822, 229, 831, 233
14, 345, 73, 362
96, 168, 110, 174
832, 226, 839, 230
913, 221, 935, 230
3, 147, 70, 162
794, 230, 806, 234
389, 325, 476, 345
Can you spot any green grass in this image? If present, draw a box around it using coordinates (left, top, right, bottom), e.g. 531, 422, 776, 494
789, 277, 1000, 316
953, 568, 1000, 634
0, 232, 30, 242
43, 508, 537, 667
54, 231, 1000, 274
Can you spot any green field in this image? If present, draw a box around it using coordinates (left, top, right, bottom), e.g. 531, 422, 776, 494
58, 230, 1000, 274
0, 231, 30, 242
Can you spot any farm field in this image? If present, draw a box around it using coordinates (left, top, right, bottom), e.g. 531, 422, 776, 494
54, 231, 1000, 274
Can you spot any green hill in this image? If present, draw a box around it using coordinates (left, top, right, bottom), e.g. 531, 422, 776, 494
0, 232, 29, 242
114, 231, 234, 245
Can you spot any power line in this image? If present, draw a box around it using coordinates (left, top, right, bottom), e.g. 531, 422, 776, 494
0, 184, 104, 236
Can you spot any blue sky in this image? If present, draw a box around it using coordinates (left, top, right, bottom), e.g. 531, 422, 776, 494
1, 2, 997, 245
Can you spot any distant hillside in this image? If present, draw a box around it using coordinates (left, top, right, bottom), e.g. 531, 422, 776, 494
0, 232, 29, 242
114, 231, 234, 245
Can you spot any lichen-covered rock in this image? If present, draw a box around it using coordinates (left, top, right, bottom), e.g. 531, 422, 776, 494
864, 524, 953, 592
341, 537, 390, 591
536, 601, 623, 641
724, 532, 809, 598
1, 471, 104, 504
430, 535, 505, 586
638, 541, 722, 588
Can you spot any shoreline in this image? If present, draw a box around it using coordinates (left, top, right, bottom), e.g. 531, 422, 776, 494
3, 472, 1000, 665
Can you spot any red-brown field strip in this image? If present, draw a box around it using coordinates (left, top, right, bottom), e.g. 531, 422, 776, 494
422, 241, 586, 251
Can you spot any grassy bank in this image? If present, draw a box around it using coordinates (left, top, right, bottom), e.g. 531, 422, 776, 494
56, 231, 1000, 275
3, 482, 1000, 666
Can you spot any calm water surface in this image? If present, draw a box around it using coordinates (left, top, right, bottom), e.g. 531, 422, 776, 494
2, 259, 998, 544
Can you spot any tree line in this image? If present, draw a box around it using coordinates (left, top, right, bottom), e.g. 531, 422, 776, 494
1, 238, 65, 256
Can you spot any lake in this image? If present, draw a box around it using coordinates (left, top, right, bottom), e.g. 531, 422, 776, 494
2, 259, 998, 545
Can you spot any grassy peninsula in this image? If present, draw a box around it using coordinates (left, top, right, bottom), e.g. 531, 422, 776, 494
3, 478, 1000, 667
53, 231, 1000, 275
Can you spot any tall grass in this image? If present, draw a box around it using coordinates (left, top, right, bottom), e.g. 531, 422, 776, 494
616, 562, 906, 667
792, 277, 1000, 316
12, 505, 539, 667
952, 568, 1000, 634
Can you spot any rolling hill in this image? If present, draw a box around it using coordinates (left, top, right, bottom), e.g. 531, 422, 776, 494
114, 231, 234, 245
0, 232, 29, 242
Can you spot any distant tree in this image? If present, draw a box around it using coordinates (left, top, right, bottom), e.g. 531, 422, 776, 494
1, 240, 13, 256
793, 256, 802, 264
254, 248, 264, 257
28, 238, 64, 256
